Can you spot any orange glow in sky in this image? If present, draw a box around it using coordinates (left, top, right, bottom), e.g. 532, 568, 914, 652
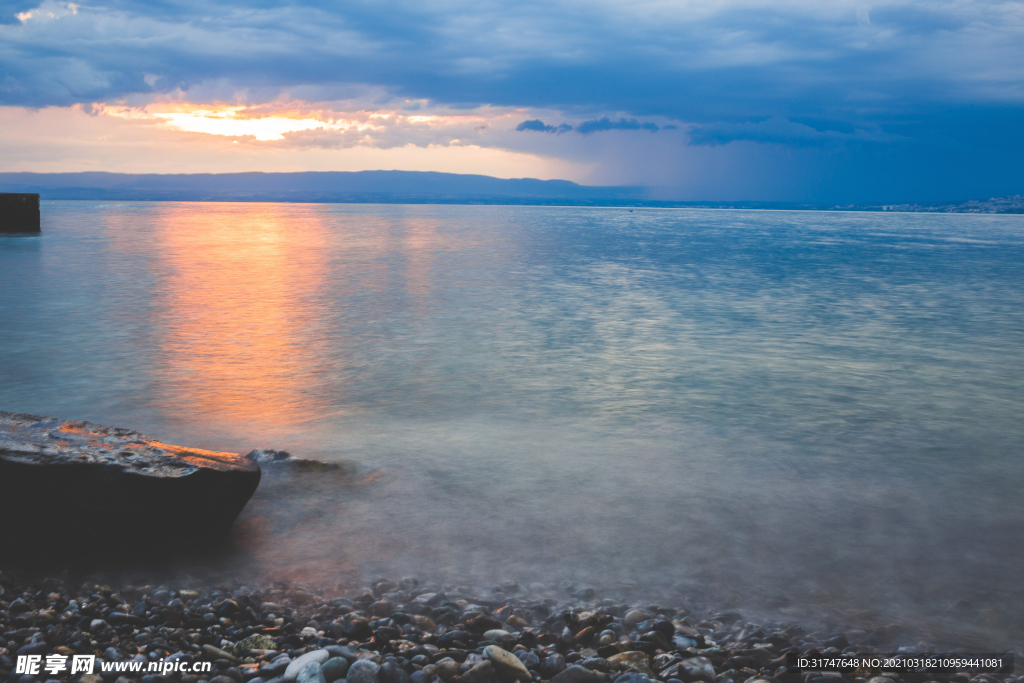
101, 102, 383, 141
0, 100, 596, 180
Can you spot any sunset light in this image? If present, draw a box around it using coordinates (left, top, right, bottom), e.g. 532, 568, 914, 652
100, 103, 383, 141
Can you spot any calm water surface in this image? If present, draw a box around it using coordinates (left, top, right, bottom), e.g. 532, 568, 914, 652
1, 202, 1022, 643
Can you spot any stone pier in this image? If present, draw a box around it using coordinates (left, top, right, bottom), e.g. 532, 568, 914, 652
0, 192, 41, 232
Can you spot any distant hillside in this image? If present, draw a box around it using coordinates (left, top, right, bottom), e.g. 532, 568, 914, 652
877, 195, 1024, 214
0, 171, 647, 205
1, 172, 1019, 211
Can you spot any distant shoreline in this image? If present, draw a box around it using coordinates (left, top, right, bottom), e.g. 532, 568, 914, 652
15, 197, 1024, 214
2, 171, 1021, 213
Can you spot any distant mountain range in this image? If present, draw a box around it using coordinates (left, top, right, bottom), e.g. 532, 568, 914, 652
0, 171, 647, 205
0, 172, 1021, 212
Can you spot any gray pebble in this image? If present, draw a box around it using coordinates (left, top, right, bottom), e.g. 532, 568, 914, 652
323, 658, 351, 683
541, 654, 566, 679
380, 662, 410, 683
484, 645, 532, 681
435, 659, 461, 681
324, 646, 361, 663
347, 659, 381, 683
461, 661, 494, 683
617, 675, 652, 683
515, 651, 541, 670
549, 665, 605, 683
261, 659, 291, 679
298, 663, 327, 683
285, 651, 331, 682
680, 658, 716, 683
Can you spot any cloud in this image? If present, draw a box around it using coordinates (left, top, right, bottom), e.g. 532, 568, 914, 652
516, 117, 658, 134
868, 6, 967, 34
0, 103, 592, 179
0, 0, 38, 24
0, 0, 1023, 201
576, 117, 659, 134
1, 0, 1022, 116
687, 116, 893, 147
516, 119, 572, 133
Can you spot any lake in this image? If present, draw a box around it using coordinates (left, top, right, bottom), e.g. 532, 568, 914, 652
1, 201, 1021, 645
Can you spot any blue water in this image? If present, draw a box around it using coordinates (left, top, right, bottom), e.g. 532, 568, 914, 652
2, 202, 1022, 643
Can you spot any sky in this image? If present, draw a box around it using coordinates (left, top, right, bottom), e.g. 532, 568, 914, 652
2, 0, 1023, 203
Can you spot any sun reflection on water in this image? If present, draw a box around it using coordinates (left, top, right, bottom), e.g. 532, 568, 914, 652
130, 204, 334, 431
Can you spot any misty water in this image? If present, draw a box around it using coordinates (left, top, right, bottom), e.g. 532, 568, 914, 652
1, 202, 1022, 647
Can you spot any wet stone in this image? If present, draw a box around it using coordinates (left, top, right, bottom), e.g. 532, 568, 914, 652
0, 411, 261, 556
617, 674, 653, 683
380, 661, 411, 683
680, 658, 716, 683
579, 657, 610, 673
550, 665, 605, 683
484, 645, 533, 681
297, 663, 326, 683
609, 652, 653, 677
322, 657, 350, 682
347, 658, 381, 683
542, 653, 567, 678
624, 611, 649, 628
515, 651, 541, 670
462, 660, 494, 683
260, 658, 292, 679
285, 651, 331, 682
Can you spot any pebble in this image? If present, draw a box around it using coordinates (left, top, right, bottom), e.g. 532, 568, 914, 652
541, 653, 567, 679
485, 645, 534, 681
435, 659, 461, 681
380, 661, 411, 683
462, 660, 494, 683
680, 656, 716, 683
297, 663, 327, 683
322, 657, 350, 682
515, 650, 541, 670
204, 643, 241, 663
261, 658, 292, 679
483, 628, 513, 641
347, 658, 381, 683
616, 674, 652, 683
550, 665, 606, 683
0, 572, 997, 683
623, 610, 648, 628
608, 652, 653, 677
284, 650, 331, 681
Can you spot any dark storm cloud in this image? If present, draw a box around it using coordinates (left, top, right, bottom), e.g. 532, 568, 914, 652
686, 116, 889, 147
516, 120, 572, 133
516, 118, 656, 134
2, 0, 1020, 115
575, 118, 658, 134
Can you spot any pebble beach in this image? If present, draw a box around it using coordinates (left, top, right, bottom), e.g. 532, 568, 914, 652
0, 573, 1016, 683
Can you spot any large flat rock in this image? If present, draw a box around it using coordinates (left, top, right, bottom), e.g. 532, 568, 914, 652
0, 411, 260, 560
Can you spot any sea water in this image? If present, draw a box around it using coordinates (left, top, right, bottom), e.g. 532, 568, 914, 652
1, 202, 1022, 644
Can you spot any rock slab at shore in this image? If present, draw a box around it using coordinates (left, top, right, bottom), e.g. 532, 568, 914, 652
0, 193, 40, 233
0, 411, 260, 558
